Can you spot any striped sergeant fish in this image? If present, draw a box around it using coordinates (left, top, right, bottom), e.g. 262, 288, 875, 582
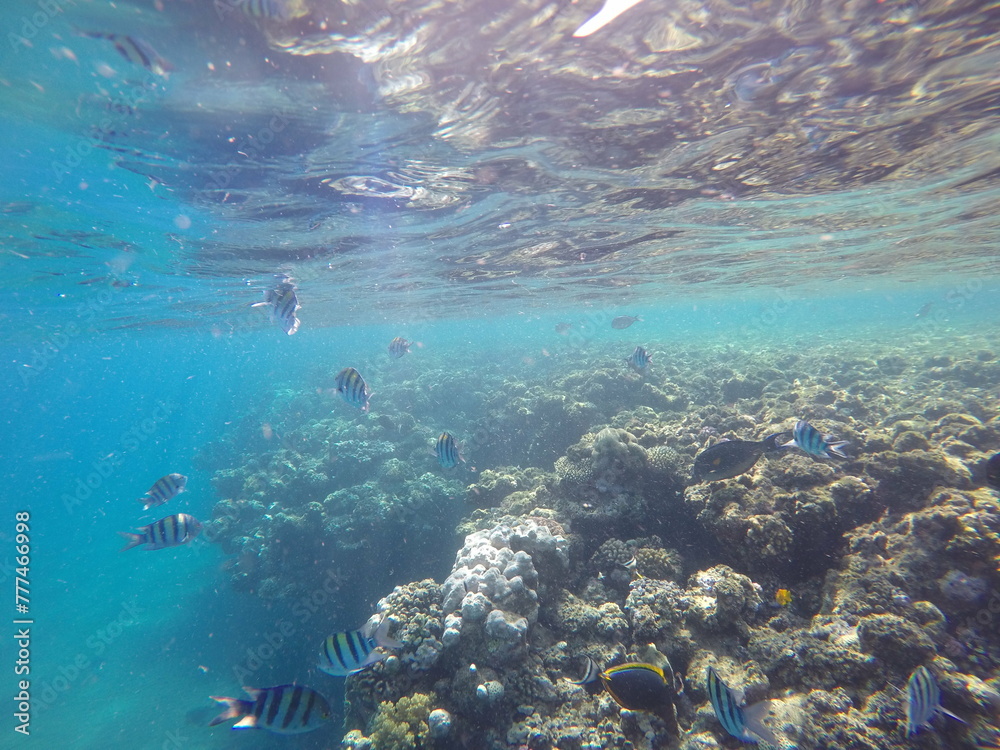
76, 31, 173, 76
905, 665, 964, 736
626, 346, 651, 371
137, 472, 187, 510
118, 513, 202, 552
436, 432, 463, 468
334, 367, 371, 412
209, 684, 330, 734
238, 0, 305, 22
705, 666, 779, 745
252, 277, 300, 335
317, 617, 402, 677
388, 337, 411, 358
781, 419, 849, 459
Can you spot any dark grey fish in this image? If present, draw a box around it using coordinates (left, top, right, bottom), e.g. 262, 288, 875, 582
689, 433, 789, 484
77, 30, 173, 75
915, 302, 933, 318
611, 315, 641, 329
985, 452, 1000, 490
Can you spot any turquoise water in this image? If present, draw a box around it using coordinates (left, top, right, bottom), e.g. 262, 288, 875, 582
3, 0, 1000, 748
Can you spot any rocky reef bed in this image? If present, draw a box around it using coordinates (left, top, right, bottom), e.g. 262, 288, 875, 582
199, 328, 1000, 749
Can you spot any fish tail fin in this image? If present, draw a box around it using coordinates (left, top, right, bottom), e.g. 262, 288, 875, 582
208, 696, 246, 726
375, 616, 402, 649
828, 441, 850, 458
743, 699, 780, 746
118, 532, 144, 552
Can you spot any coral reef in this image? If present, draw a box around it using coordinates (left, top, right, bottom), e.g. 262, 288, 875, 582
198, 332, 1000, 750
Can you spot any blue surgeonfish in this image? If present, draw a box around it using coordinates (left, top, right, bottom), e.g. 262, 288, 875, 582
118, 513, 202, 551
137, 472, 186, 510
781, 420, 849, 459
905, 665, 965, 737
334, 367, 372, 412
706, 666, 779, 745
318, 617, 401, 677
436, 432, 463, 468
209, 684, 330, 734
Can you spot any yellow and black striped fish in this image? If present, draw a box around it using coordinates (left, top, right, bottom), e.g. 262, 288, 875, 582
209, 684, 330, 734
436, 432, 463, 468
388, 337, 411, 358
317, 617, 401, 676
118, 513, 202, 551
334, 367, 371, 412
76, 31, 173, 76
137, 472, 187, 510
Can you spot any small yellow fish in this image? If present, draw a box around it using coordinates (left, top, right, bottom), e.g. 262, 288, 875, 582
774, 588, 792, 607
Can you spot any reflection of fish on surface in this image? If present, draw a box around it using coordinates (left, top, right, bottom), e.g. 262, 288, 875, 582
706, 666, 780, 745
317, 617, 402, 676
689, 432, 790, 484
237, 0, 309, 22
75, 30, 173, 76
209, 685, 331, 734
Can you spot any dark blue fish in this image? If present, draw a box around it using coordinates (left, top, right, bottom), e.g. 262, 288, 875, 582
137, 472, 187, 510
317, 617, 401, 677
612, 315, 641, 330
689, 432, 790, 484
436, 432, 463, 468
334, 367, 371, 412
706, 666, 779, 745
626, 346, 651, 372
77, 31, 173, 76
987, 452, 1000, 490
905, 666, 964, 736
781, 420, 849, 459
209, 685, 331, 734
119, 513, 202, 551
388, 337, 411, 358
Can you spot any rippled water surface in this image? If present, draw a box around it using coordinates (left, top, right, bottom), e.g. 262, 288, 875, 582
3, 0, 999, 332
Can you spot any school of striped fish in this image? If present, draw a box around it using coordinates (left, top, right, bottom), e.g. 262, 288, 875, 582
77, 12, 997, 742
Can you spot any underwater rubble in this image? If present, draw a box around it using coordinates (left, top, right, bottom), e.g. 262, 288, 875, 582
200, 332, 1000, 749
